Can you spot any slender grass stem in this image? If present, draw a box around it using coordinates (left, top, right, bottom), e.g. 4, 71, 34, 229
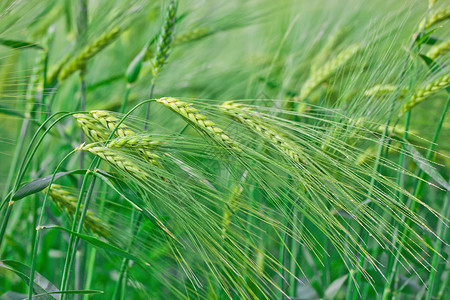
0, 113, 72, 252
120, 84, 131, 114
383, 94, 449, 300
28, 150, 76, 299
59, 100, 152, 295
426, 180, 450, 300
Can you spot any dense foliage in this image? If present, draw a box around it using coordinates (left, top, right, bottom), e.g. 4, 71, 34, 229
0, 0, 449, 299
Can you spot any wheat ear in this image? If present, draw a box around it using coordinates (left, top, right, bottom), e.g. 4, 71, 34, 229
419, 5, 450, 30
90, 110, 134, 137
219, 101, 304, 163
75, 143, 151, 182
107, 134, 161, 166
156, 97, 241, 150
221, 176, 245, 238
58, 27, 121, 82
311, 26, 351, 72
400, 74, 450, 115
73, 113, 111, 142
74, 111, 160, 165
426, 40, 450, 59
151, 0, 177, 84
364, 85, 408, 98
173, 27, 210, 46
45, 185, 109, 237
299, 43, 359, 100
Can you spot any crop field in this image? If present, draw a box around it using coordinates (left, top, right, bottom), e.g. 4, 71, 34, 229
0, 0, 449, 299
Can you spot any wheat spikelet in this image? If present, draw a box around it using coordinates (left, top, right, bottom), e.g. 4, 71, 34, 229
151, 0, 177, 83
156, 97, 241, 150
58, 27, 121, 82
45, 184, 109, 237
364, 84, 408, 98
219, 101, 304, 163
75, 143, 151, 182
299, 43, 359, 100
426, 40, 450, 59
401, 74, 450, 115
419, 5, 450, 30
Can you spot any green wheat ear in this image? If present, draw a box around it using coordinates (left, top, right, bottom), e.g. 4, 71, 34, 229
364, 84, 408, 98
299, 43, 360, 100
44, 185, 110, 237
400, 74, 450, 116
419, 5, 450, 30
219, 101, 306, 164
74, 111, 160, 165
156, 97, 241, 150
426, 40, 450, 59
151, 0, 177, 84
75, 143, 152, 183
57, 27, 121, 82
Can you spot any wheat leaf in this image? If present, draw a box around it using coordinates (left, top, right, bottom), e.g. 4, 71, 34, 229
12, 170, 88, 201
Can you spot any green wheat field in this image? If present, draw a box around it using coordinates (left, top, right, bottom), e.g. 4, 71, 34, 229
0, 0, 449, 299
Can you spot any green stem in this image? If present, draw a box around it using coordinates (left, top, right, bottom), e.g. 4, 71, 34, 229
383, 94, 449, 300
425, 181, 450, 300
0, 113, 72, 253
58, 100, 152, 296
113, 210, 142, 299
120, 84, 132, 114
83, 181, 108, 300
28, 150, 76, 299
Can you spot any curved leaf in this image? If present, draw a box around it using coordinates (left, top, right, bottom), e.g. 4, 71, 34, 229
12, 170, 88, 201
0, 260, 59, 299
0, 38, 43, 50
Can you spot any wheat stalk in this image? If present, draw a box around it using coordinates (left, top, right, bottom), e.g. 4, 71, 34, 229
419, 5, 450, 30
219, 101, 304, 163
156, 97, 241, 150
299, 43, 359, 100
400, 74, 450, 115
45, 184, 110, 237
58, 27, 121, 82
426, 40, 450, 59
